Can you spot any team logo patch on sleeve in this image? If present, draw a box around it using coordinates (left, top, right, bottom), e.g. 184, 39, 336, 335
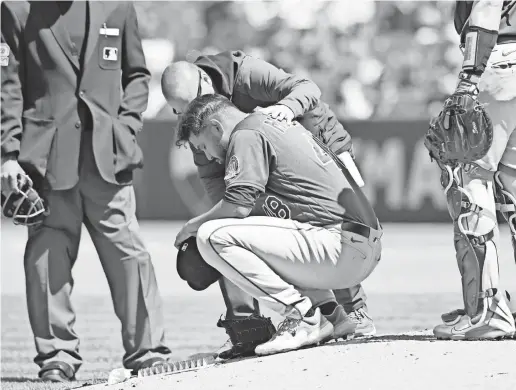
224, 155, 240, 184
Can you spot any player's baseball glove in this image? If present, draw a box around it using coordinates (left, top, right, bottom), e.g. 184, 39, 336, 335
217, 314, 276, 360
424, 79, 493, 165
1, 178, 48, 226
176, 237, 221, 291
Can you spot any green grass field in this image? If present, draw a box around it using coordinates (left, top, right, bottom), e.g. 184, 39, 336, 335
2, 222, 516, 390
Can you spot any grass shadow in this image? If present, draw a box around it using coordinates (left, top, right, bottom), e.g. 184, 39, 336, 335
1, 377, 41, 383
340, 334, 439, 345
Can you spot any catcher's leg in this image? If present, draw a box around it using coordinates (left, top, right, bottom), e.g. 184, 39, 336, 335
495, 164, 516, 262
433, 163, 515, 340
494, 164, 516, 319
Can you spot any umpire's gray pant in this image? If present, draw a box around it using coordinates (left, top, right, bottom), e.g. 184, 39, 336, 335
24, 132, 170, 373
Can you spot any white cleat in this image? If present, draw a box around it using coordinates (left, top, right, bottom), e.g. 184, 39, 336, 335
434, 290, 515, 340
324, 305, 356, 341
254, 308, 333, 356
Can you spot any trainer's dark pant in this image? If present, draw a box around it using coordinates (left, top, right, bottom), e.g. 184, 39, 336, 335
24, 133, 170, 373
221, 278, 367, 319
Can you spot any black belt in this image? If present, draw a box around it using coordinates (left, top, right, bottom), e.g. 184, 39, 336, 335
498, 36, 516, 45
494, 62, 516, 69
341, 221, 374, 239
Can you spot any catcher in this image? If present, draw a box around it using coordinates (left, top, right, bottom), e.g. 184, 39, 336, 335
425, 0, 516, 340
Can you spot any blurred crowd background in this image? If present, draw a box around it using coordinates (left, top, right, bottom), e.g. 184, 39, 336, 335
136, 1, 462, 121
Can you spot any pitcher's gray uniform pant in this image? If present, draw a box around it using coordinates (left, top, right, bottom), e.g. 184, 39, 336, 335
197, 217, 382, 319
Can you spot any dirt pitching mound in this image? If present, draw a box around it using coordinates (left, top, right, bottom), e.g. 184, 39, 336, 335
85, 331, 516, 390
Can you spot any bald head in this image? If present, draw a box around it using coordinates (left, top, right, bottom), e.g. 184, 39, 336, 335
161, 61, 214, 114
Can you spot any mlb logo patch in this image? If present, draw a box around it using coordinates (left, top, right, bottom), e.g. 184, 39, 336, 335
0, 43, 9, 57
0, 43, 9, 66
102, 47, 118, 61
224, 155, 240, 184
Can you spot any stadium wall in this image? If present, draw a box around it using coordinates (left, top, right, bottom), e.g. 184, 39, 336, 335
134, 119, 450, 222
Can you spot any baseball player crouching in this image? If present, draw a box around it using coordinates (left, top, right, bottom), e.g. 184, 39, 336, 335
162, 50, 375, 359
174, 94, 382, 356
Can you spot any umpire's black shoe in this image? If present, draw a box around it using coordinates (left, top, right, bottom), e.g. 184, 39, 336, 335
38, 361, 75, 382
131, 357, 166, 375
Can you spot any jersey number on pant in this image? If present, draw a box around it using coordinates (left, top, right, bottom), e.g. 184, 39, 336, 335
263, 195, 291, 219
304, 134, 333, 166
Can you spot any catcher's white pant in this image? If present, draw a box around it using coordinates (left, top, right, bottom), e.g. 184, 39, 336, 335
442, 42, 516, 328
196, 216, 382, 319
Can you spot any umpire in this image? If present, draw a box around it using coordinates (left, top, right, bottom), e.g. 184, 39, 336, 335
1, 1, 170, 382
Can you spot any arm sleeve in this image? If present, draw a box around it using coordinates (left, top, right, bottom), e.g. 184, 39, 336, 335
117, 2, 151, 133
191, 144, 227, 205
223, 130, 276, 208
1, 4, 24, 157
238, 56, 321, 118
459, 0, 504, 75
469, 0, 504, 30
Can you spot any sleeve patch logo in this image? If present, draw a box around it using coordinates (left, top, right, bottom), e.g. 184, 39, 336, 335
224, 155, 240, 183
0, 43, 10, 67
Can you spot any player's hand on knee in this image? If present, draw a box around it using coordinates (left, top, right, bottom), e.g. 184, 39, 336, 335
1, 157, 32, 194
257, 104, 294, 122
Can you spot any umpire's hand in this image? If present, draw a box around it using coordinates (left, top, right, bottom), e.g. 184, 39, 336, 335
1, 156, 31, 194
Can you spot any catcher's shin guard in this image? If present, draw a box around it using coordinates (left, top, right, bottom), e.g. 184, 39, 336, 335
441, 163, 513, 328
494, 168, 516, 261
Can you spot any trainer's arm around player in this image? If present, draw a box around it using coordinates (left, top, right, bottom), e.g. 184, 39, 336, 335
162, 50, 360, 205
230, 54, 363, 185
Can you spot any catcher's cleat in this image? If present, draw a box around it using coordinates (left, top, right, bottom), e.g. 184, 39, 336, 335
254, 308, 333, 356
323, 305, 356, 341
434, 290, 515, 340
348, 307, 376, 337
440, 309, 467, 325
433, 314, 515, 340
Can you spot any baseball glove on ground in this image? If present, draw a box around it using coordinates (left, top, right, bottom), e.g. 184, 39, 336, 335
1, 178, 48, 226
217, 314, 276, 360
176, 237, 221, 291
425, 82, 493, 165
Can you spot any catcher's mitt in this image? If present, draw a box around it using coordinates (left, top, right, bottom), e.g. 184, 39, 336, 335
1, 177, 48, 226
217, 314, 276, 360
176, 237, 221, 291
425, 85, 493, 165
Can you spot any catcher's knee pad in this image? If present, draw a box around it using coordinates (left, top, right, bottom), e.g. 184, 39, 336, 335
441, 163, 497, 232
440, 163, 499, 318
